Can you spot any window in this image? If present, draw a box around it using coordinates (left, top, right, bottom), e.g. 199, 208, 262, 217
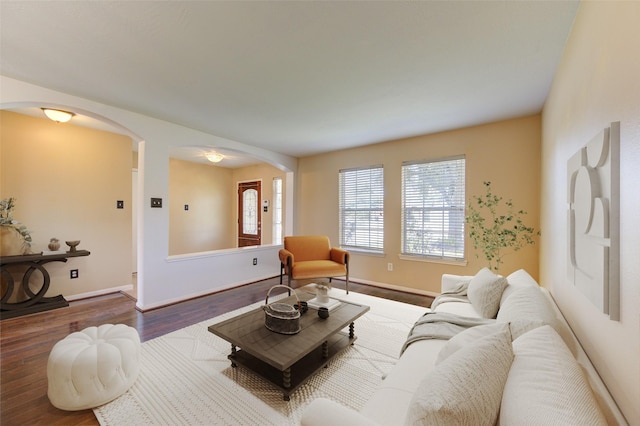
272, 177, 283, 244
339, 165, 384, 252
401, 156, 465, 260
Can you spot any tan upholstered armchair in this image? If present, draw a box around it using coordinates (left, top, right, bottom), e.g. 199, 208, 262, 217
279, 235, 350, 294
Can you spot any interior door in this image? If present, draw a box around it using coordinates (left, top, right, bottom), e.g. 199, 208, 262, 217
238, 181, 261, 247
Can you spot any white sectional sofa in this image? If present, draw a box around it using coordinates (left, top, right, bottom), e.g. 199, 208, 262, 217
301, 268, 627, 426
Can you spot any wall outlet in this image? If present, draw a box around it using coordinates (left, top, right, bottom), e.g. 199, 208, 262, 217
150, 197, 162, 208
70, 269, 79, 279
253, 258, 258, 265
387, 263, 393, 271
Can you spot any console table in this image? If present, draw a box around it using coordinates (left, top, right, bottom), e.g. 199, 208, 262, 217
0, 250, 90, 320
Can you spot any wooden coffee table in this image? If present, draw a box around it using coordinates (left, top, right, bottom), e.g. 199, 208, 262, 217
208, 292, 370, 400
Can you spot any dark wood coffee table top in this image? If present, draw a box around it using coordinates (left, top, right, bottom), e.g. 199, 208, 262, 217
208, 292, 369, 370
208, 291, 370, 399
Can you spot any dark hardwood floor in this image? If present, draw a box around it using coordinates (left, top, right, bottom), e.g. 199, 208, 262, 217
0, 277, 433, 425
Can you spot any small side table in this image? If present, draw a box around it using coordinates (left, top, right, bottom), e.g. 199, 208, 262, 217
1, 250, 90, 319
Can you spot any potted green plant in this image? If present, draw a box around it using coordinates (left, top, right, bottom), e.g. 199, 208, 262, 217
0, 197, 33, 255
465, 182, 539, 272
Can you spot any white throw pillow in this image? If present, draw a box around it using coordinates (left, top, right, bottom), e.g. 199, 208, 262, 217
497, 285, 559, 339
405, 326, 513, 426
467, 267, 508, 318
435, 322, 509, 364
500, 325, 607, 426
501, 269, 539, 306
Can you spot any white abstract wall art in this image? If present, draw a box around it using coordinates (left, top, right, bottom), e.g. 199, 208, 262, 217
567, 121, 620, 321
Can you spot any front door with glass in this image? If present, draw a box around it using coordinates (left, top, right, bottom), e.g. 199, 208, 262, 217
238, 181, 261, 247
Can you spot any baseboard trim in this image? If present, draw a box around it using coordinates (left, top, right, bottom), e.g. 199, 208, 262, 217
349, 276, 439, 298
135, 277, 282, 312
66, 284, 134, 302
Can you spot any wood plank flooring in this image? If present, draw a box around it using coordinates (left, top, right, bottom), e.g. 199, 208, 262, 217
0, 277, 433, 425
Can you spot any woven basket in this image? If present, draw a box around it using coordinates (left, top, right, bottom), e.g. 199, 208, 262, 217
263, 285, 301, 335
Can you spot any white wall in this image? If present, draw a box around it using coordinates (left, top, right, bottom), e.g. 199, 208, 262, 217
1, 76, 297, 310
541, 2, 640, 424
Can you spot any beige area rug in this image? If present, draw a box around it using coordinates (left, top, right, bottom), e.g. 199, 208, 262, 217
93, 287, 427, 425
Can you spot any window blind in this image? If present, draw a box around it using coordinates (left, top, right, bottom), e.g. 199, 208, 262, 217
339, 165, 384, 252
401, 156, 465, 259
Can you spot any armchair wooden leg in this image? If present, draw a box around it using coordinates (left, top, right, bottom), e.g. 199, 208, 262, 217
280, 263, 284, 285
346, 275, 349, 294
287, 274, 292, 296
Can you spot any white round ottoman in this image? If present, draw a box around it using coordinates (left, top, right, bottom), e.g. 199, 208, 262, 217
47, 323, 141, 411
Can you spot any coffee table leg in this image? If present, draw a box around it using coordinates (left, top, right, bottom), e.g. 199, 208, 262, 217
322, 340, 329, 359
230, 345, 237, 367
349, 322, 355, 340
282, 368, 292, 400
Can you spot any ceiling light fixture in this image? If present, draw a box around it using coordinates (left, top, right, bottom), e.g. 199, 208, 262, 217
206, 152, 224, 163
41, 108, 75, 123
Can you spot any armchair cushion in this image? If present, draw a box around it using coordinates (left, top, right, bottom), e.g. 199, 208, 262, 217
284, 235, 332, 261
292, 260, 348, 280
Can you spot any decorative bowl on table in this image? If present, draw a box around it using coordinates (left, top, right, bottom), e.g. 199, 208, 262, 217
66, 240, 80, 253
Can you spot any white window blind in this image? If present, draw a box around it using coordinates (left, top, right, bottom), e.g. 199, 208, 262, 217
401, 156, 465, 259
339, 165, 384, 252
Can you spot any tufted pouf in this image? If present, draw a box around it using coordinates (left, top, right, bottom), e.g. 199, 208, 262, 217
47, 323, 141, 411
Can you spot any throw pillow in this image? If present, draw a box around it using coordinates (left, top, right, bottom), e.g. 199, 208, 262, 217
500, 325, 607, 426
435, 322, 509, 364
405, 327, 513, 426
467, 267, 508, 318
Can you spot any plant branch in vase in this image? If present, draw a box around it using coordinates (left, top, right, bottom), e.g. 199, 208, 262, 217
465, 182, 540, 272
0, 197, 33, 255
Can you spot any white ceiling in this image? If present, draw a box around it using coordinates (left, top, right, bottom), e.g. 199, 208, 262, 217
1, 1, 579, 159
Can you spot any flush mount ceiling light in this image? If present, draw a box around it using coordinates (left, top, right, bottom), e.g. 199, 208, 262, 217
205, 152, 224, 163
41, 108, 75, 123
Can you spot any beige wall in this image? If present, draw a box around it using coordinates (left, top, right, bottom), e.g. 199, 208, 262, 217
0, 111, 133, 297
541, 2, 640, 423
169, 159, 287, 255
169, 158, 234, 254
297, 115, 541, 295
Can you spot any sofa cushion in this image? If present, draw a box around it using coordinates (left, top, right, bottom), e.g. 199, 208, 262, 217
435, 322, 509, 365
500, 325, 607, 426
431, 300, 481, 317
501, 269, 539, 306
467, 267, 508, 318
361, 339, 446, 425
496, 285, 559, 339
405, 326, 513, 426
